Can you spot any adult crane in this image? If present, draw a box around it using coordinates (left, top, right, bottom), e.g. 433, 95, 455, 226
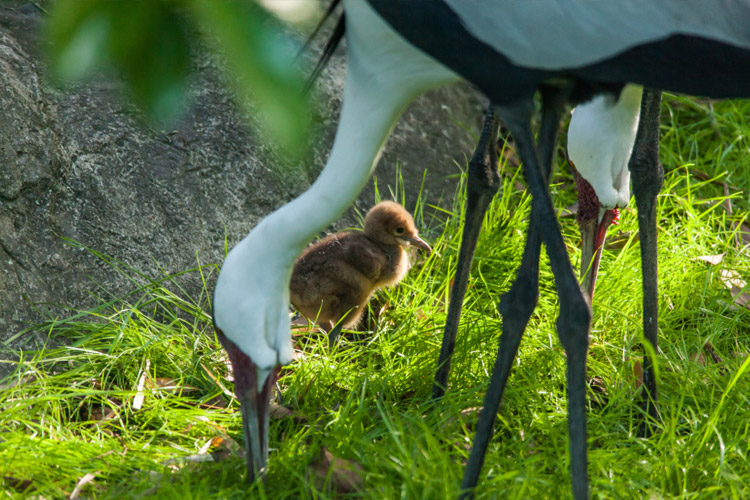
213, 1, 750, 497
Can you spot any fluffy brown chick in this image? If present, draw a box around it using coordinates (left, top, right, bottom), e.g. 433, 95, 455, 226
290, 201, 431, 341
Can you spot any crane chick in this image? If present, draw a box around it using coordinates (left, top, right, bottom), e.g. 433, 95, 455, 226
290, 201, 431, 345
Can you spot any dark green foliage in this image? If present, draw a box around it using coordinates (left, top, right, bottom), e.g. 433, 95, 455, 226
46, 0, 310, 157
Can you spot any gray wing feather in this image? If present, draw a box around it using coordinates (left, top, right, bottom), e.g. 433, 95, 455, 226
443, 0, 750, 70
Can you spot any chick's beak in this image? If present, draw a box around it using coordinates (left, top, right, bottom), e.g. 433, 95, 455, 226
408, 234, 432, 254
580, 208, 618, 302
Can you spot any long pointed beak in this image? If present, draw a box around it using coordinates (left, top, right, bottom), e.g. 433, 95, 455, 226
240, 388, 271, 482
409, 234, 432, 254
215, 328, 277, 483
579, 209, 617, 302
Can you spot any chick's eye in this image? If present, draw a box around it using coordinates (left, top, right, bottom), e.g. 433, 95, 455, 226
395, 227, 405, 235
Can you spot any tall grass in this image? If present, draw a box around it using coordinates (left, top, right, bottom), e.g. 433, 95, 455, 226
1, 94, 749, 499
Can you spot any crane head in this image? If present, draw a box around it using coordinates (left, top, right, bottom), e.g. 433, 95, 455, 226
572, 165, 620, 302
212, 219, 296, 482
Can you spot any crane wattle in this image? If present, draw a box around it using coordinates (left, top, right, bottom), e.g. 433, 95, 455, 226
571, 162, 621, 302
572, 165, 600, 225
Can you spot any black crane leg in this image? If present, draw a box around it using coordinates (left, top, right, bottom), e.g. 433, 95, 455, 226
627, 89, 663, 433
494, 95, 590, 500
460, 215, 543, 499
460, 89, 574, 498
433, 107, 501, 400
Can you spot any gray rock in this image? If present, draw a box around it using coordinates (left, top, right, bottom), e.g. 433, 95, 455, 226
0, 3, 483, 373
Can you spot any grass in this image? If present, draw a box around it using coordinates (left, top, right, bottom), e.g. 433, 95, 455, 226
2, 94, 750, 499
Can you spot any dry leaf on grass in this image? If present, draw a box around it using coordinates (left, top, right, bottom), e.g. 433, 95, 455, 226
310, 447, 364, 494
719, 269, 750, 310
694, 254, 725, 265
731, 292, 750, 309
720, 268, 746, 288
69, 472, 97, 499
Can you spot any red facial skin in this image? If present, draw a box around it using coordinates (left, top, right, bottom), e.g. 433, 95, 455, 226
572, 163, 620, 302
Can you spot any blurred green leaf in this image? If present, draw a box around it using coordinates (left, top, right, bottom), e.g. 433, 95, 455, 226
107, 2, 192, 120
189, 0, 309, 159
46, 0, 310, 158
46, 0, 110, 81
47, 0, 192, 120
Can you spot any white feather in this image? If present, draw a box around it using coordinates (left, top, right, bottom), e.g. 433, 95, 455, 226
567, 84, 643, 210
